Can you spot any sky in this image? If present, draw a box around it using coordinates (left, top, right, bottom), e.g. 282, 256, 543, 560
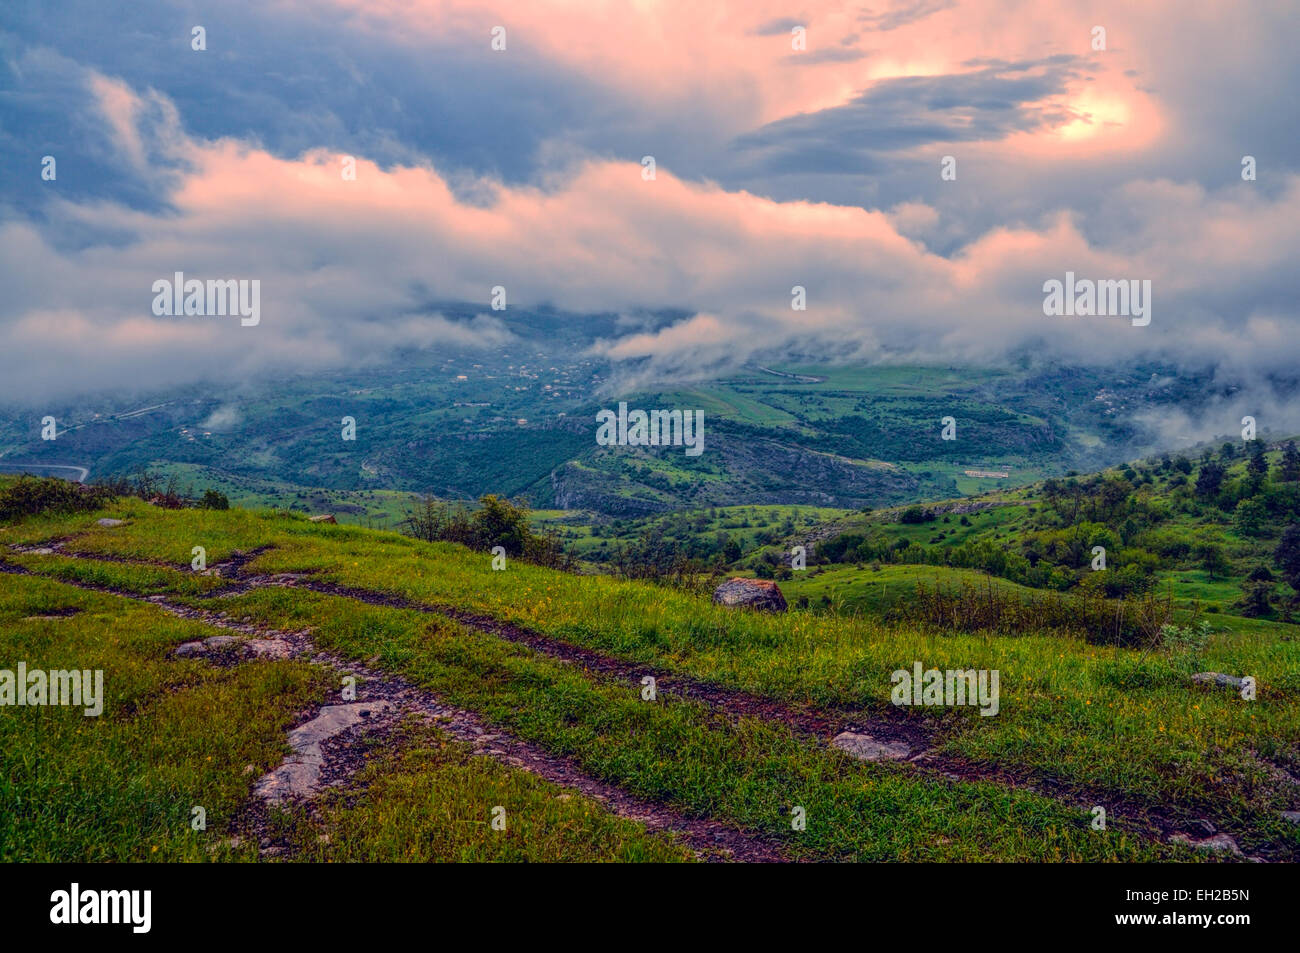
2, 0, 1299, 425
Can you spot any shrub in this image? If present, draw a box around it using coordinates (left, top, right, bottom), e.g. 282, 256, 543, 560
0, 477, 117, 523
888, 578, 1177, 647
401, 494, 573, 569
1161, 619, 1213, 672
899, 505, 933, 524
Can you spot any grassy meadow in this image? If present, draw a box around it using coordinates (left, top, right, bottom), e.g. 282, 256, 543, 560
2, 475, 1297, 861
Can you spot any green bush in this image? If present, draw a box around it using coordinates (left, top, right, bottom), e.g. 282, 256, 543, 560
0, 477, 117, 523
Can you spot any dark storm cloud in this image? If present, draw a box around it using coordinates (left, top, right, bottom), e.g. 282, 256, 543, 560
732, 57, 1085, 173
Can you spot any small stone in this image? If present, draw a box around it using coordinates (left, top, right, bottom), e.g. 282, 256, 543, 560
831, 731, 911, 762
174, 635, 251, 659
1282, 811, 1300, 825
1171, 832, 1241, 855
95, 518, 125, 527
1197, 834, 1241, 854
246, 639, 293, 659
1190, 672, 1245, 690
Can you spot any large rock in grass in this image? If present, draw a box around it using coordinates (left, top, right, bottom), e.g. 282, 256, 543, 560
712, 578, 787, 612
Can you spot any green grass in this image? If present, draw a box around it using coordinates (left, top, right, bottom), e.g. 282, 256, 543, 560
5, 551, 232, 596
0, 574, 325, 861
198, 585, 1186, 861
282, 722, 694, 862
8, 501, 1295, 856
0, 572, 697, 862
244, 535, 1298, 853
4, 479, 1297, 861
780, 564, 1038, 615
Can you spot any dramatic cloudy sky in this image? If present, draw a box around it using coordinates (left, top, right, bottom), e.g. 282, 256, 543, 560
1, 0, 1298, 407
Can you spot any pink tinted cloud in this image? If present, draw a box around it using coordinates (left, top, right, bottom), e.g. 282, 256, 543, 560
4, 72, 1299, 410
315, 0, 1173, 154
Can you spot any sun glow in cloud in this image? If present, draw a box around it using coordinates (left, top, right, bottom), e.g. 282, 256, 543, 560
1055, 90, 1138, 141
1003, 82, 1164, 157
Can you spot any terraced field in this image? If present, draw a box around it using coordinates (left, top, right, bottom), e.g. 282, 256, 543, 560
3, 494, 1297, 862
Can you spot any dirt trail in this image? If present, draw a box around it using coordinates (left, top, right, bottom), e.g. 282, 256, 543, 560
7, 539, 929, 750
291, 578, 929, 746
0, 557, 788, 863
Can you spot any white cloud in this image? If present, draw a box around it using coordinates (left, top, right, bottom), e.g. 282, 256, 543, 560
3, 73, 1299, 441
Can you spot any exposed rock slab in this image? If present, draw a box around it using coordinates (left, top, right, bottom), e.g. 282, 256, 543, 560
831, 731, 911, 762
254, 702, 394, 804
174, 635, 293, 660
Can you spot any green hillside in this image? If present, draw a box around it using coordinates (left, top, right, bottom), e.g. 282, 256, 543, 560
778, 440, 1300, 627
2, 473, 1297, 862
0, 357, 1234, 515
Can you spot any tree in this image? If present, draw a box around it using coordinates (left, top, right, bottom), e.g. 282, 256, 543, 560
1240, 578, 1275, 617
1196, 543, 1230, 579
1233, 498, 1267, 537
470, 494, 531, 555
1247, 443, 1269, 479
1274, 524, 1300, 589
200, 489, 229, 510
1093, 475, 1133, 523
719, 533, 742, 563
1281, 442, 1300, 482
1195, 460, 1226, 500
